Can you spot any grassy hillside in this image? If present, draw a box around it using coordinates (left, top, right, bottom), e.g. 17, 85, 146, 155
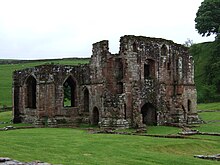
0, 58, 89, 107
190, 41, 220, 103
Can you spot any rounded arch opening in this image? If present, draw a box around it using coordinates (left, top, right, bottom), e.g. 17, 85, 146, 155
63, 76, 77, 107
141, 103, 157, 125
92, 107, 99, 125
25, 75, 36, 109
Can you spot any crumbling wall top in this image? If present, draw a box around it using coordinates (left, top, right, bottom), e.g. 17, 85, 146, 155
92, 40, 109, 55
120, 35, 188, 51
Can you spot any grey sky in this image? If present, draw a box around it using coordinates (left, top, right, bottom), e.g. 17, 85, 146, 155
0, 0, 215, 59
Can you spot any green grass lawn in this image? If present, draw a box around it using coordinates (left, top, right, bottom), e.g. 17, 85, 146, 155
197, 102, 220, 111
0, 59, 89, 107
0, 111, 12, 122
0, 128, 219, 165
0, 107, 219, 165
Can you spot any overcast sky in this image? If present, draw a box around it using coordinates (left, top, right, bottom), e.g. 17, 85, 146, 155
0, 0, 215, 59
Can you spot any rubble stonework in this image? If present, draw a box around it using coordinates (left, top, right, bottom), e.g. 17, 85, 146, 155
13, 35, 200, 128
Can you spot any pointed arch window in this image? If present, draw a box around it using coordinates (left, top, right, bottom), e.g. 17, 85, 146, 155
63, 76, 76, 107
25, 75, 36, 109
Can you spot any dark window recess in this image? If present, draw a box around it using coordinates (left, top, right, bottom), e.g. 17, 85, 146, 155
144, 59, 155, 79
133, 42, 138, 52
92, 107, 99, 125
84, 88, 89, 112
116, 58, 123, 80
187, 100, 192, 112
144, 64, 150, 79
161, 44, 168, 56
141, 103, 157, 126
26, 76, 36, 109
63, 76, 76, 107
117, 82, 123, 94
124, 104, 127, 119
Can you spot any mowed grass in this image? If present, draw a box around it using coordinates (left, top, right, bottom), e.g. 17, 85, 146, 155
0, 59, 89, 107
197, 102, 220, 111
0, 128, 219, 165
0, 111, 12, 122
197, 103, 220, 133
0, 107, 220, 164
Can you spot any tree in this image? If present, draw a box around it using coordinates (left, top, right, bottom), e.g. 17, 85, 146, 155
195, 0, 220, 37
184, 38, 194, 47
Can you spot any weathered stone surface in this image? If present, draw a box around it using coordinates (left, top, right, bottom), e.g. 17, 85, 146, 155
0, 157, 55, 165
194, 154, 220, 161
13, 35, 200, 128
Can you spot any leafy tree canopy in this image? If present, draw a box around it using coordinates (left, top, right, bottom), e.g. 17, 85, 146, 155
195, 0, 220, 37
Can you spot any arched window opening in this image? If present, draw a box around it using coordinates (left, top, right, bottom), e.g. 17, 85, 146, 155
92, 107, 99, 125
63, 76, 76, 107
141, 103, 157, 125
26, 76, 36, 109
84, 88, 89, 112
144, 59, 155, 79
133, 42, 138, 52
161, 44, 168, 56
187, 100, 192, 112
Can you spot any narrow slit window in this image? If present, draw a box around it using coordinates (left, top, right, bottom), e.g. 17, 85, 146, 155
84, 88, 89, 112
144, 64, 150, 79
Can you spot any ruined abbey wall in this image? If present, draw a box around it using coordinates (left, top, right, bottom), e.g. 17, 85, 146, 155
13, 35, 199, 128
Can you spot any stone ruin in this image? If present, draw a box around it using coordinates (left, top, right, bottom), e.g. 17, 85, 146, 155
12, 35, 200, 128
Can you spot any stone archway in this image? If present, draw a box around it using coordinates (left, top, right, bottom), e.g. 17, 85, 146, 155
141, 103, 157, 125
63, 76, 76, 107
92, 107, 99, 125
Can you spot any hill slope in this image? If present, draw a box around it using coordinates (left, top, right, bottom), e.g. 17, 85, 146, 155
190, 41, 220, 103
